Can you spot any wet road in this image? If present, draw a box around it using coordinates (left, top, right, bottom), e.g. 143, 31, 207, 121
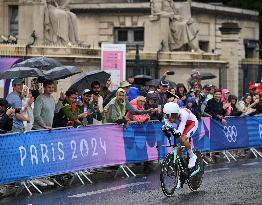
1, 159, 262, 205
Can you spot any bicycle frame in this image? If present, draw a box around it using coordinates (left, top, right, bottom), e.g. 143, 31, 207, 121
158, 140, 201, 179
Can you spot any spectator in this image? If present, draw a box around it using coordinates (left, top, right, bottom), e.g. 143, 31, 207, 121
126, 96, 150, 123
21, 85, 34, 131
53, 90, 82, 128
127, 86, 140, 101
186, 97, 201, 119
0, 98, 15, 133
176, 83, 187, 107
104, 80, 152, 116
127, 75, 135, 85
205, 89, 227, 125
237, 94, 258, 116
207, 84, 216, 101
155, 80, 169, 108
252, 94, 260, 104
30, 78, 40, 101
79, 89, 102, 125
154, 80, 169, 119
227, 95, 242, 116
176, 83, 187, 99
104, 88, 128, 125
221, 89, 231, 116
145, 92, 161, 121
199, 84, 212, 117
90, 81, 103, 124
33, 80, 62, 130
6, 78, 28, 132
255, 91, 262, 115
169, 87, 177, 96
101, 78, 112, 99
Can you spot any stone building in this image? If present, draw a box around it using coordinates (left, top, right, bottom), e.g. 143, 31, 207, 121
0, 0, 260, 96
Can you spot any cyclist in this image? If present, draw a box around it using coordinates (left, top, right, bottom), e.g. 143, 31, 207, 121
162, 102, 198, 169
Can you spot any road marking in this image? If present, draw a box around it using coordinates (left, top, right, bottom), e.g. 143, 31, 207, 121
205, 167, 230, 173
242, 161, 262, 166
68, 181, 151, 198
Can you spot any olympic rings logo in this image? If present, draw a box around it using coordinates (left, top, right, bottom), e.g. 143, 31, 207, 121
223, 126, 237, 143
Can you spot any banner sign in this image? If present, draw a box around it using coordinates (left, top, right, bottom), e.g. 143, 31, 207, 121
0, 58, 21, 98
0, 117, 262, 185
123, 122, 169, 163
101, 43, 126, 90
0, 125, 125, 185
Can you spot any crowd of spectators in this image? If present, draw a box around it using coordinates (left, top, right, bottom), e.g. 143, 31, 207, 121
0, 70, 262, 190
0, 70, 262, 134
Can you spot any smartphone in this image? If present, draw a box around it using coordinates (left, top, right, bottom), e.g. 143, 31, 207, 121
166, 71, 175, 75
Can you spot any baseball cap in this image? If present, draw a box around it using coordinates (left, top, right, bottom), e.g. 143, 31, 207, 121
12, 78, 25, 87
222, 88, 230, 94
0, 98, 11, 107
160, 80, 169, 86
120, 81, 131, 88
82, 89, 92, 95
203, 83, 213, 90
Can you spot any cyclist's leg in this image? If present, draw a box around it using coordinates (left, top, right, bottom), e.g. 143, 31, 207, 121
180, 121, 198, 168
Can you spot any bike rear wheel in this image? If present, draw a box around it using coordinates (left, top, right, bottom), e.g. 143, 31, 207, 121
160, 153, 179, 197
187, 151, 204, 191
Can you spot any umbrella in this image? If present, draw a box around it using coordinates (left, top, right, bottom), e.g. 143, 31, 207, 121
146, 79, 160, 86
199, 72, 217, 80
146, 79, 176, 88
10, 57, 81, 81
37, 66, 81, 82
0, 67, 45, 79
12, 56, 62, 70
69, 70, 111, 93
133, 75, 153, 85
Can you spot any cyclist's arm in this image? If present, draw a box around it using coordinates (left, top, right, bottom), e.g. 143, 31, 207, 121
176, 112, 188, 135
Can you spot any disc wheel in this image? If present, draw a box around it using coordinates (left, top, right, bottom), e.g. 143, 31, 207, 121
160, 153, 179, 197
187, 151, 204, 191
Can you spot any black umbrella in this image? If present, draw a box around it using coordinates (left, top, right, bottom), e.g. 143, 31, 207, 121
134, 75, 153, 85
146, 79, 160, 86
146, 79, 176, 88
0, 67, 45, 79
199, 72, 217, 80
69, 70, 111, 94
37, 66, 81, 82
12, 57, 62, 71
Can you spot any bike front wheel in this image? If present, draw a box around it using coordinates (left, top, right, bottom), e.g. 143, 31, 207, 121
187, 151, 204, 191
160, 153, 179, 197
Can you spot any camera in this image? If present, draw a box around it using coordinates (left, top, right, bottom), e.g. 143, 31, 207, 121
15, 108, 21, 113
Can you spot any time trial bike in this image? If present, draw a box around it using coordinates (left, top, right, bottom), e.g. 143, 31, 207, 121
156, 130, 204, 197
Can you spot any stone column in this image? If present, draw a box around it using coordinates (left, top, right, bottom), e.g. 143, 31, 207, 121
18, 1, 45, 44
144, 15, 169, 52
219, 22, 244, 95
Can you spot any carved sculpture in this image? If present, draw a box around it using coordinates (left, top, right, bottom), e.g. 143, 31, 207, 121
44, 0, 80, 45
151, 0, 201, 52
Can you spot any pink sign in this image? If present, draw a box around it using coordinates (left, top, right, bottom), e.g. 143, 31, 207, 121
101, 44, 126, 89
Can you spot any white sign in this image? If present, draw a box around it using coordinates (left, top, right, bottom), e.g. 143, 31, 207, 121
101, 44, 126, 90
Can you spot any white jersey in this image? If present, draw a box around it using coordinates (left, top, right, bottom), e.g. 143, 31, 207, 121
164, 108, 198, 135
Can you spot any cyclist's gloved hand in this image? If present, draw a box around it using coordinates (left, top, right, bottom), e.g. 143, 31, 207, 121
166, 124, 174, 131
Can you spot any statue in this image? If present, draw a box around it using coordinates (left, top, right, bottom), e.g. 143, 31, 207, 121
44, 0, 80, 45
152, 0, 201, 52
